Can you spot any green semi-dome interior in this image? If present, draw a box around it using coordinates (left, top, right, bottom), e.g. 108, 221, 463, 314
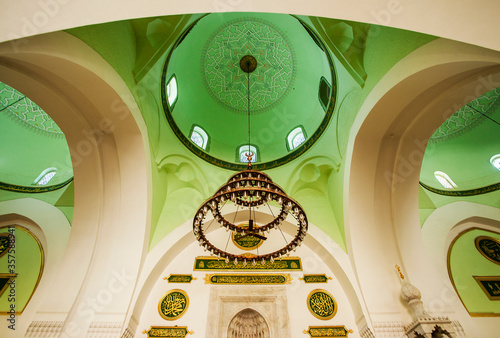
418, 87, 500, 225
0, 82, 74, 222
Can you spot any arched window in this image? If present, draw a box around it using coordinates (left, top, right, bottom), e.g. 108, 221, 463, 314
287, 126, 306, 151
318, 77, 331, 111
33, 168, 57, 186
434, 171, 457, 189
238, 145, 258, 163
166, 75, 178, 108
490, 154, 500, 171
190, 126, 209, 150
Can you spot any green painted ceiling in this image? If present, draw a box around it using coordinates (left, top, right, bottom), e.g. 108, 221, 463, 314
0, 82, 73, 188
163, 13, 334, 168
420, 87, 500, 191
67, 12, 437, 249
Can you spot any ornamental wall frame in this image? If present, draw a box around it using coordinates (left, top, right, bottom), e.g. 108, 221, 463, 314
447, 227, 500, 317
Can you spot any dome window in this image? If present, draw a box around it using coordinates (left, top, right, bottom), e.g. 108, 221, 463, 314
190, 126, 209, 150
287, 126, 306, 151
166, 75, 178, 108
434, 171, 457, 189
318, 77, 331, 112
238, 145, 258, 163
33, 168, 57, 186
490, 154, 500, 171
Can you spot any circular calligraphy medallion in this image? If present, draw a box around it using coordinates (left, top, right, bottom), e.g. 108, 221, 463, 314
475, 236, 500, 265
231, 223, 264, 251
203, 18, 295, 114
307, 289, 337, 320
158, 289, 189, 320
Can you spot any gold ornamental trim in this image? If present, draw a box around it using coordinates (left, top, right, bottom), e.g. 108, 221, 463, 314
204, 273, 292, 285
303, 326, 353, 337
143, 326, 193, 337
307, 289, 338, 320
158, 289, 189, 321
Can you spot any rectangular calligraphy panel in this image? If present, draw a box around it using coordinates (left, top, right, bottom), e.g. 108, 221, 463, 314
203, 273, 292, 285
474, 276, 500, 300
194, 256, 302, 271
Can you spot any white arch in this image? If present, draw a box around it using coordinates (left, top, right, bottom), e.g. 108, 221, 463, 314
0, 198, 70, 337
1, 1, 499, 51
345, 37, 500, 330
421, 202, 500, 334
0, 31, 150, 336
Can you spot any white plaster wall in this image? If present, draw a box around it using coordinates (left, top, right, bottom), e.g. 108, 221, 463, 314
135, 227, 360, 338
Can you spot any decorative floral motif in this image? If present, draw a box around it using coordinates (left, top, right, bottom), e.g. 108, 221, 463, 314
0, 82, 64, 137
430, 87, 500, 143
203, 18, 295, 114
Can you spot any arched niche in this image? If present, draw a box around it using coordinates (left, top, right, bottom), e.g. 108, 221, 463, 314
346, 36, 500, 332
447, 227, 500, 316
227, 308, 270, 338
420, 203, 500, 335
0, 198, 70, 337
0, 31, 150, 336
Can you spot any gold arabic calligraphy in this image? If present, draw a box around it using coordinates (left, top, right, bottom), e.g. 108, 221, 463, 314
161, 292, 187, 318
310, 292, 335, 318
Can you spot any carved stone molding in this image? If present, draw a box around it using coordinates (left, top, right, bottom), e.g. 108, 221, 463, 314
227, 308, 270, 338
121, 326, 134, 338
87, 321, 123, 337
405, 316, 456, 338
205, 286, 290, 337
372, 321, 406, 337
25, 321, 64, 337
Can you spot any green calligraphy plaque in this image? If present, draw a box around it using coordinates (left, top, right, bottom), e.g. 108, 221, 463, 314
0, 233, 10, 258
474, 276, 500, 300
299, 274, 332, 283
194, 256, 302, 271
0, 274, 16, 297
143, 326, 193, 337
307, 289, 337, 320
158, 289, 189, 320
204, 273, 292, 285
303, 326, 353, 337
475, 236, 500, 265
164, 274, 197, 283
232, 223, 264, 250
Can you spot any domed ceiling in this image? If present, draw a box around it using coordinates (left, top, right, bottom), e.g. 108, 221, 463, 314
0, 82, 73, 190
420, 86, 500, 192
161, 13, 336, 170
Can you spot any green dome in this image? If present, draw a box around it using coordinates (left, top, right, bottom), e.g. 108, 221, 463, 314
161, 13, 336, 170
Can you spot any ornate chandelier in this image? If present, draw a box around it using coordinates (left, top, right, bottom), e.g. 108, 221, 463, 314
192, 55, 308, 264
